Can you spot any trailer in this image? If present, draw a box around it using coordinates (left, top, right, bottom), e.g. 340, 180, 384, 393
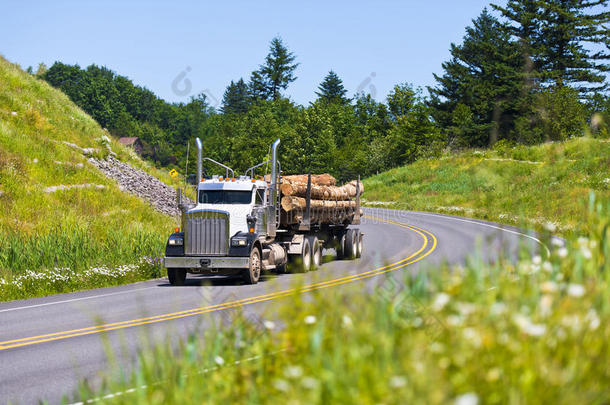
164, 138, 363, 285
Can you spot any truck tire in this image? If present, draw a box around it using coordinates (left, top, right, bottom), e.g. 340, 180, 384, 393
297, 237, 312, 272
168, 268, 187, 286
307, 236, 322, 270
344, 229, 358, 259
243, 247, 262, 284
356, 230, 363, 258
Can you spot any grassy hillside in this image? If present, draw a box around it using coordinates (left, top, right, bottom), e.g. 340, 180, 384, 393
0, 56, 179, 300
363, 137, 610, 234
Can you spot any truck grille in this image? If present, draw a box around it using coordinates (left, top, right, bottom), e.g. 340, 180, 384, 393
184, 209, 229, 256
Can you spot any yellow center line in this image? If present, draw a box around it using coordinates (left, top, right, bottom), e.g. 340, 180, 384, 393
0, 217, 437, 351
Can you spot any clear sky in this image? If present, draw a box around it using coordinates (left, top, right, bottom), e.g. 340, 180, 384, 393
2, 0, 497, 108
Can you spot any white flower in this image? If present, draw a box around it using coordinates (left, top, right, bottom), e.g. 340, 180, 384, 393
567, 284, 585, 298
561, 315, 582, 333
490, 302, 507, 316
540, 281, 558, 293
456, 302, 476, 317
539, 295, 553, 318
544, 222, 557, 232
273, 378, 290, 392
532, 255, 542, 265
462, 328, 482, 347
542, 261, 553, 272
432, 292, 450, 311
513, 314, 546, 337
284, 366, 303, 379
263, 320, 276, 330
455, 392, 479, 405
558, 247, 568, 258
551, 238, 564, 247
304, 315, 317, 325
577, 237, 588, 246
581, 247, 592, 259
214, 356, 225, 366
342, 315, 353, 328
586, 309, 600, 330
389, 375, 407, 388
301, 377, 319, 390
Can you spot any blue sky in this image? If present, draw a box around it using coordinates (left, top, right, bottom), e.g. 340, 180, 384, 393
2, 0, 496, 107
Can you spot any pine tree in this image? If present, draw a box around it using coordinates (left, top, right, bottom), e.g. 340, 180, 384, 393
493, 0, 610, 93
253, 37, 299, 100
221, 78, 250, 114
429, 9, 526, 147
315, 70, 349, 104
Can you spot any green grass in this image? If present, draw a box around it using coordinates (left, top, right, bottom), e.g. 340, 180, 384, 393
363, 137, 610, 235
0, 56, 179, 301
75, 195, 609, 404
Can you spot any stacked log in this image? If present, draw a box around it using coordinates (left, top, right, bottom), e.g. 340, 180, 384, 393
280, 178, 364, 200
278, 174, 363, 226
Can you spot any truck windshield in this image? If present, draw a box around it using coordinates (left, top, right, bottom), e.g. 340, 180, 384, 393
199, 190, 252, 204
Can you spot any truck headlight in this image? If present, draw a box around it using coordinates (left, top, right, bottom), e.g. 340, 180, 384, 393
231, 238, 247, 247
169, 237, 183, 246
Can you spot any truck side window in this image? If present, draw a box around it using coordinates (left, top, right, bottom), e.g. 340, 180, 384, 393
255, 188, 265, 205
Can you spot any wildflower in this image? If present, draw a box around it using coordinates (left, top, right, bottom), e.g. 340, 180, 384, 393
304, 315, 317, 325
462, 328, 482, 347
540, 281, 558, 293
551, 238, 563, 247
581, 247, 592, 259
284, 366, 303, 379
486, 368, 501, 382
455, 392, 479, 405
273, 379, 290, 392
567, 284, 585, 298
389, 375, 407, 388
542, 261, 553, 273
342, 315, 353, 328
432, 292, 450, 311
263, 320, 276, 330
532, 255, 542, 265
446, 315, 463, 326
558, 247, 568, 258
544, 222, 557, 232
301, 377, 319, 390
513, 314, 546, 337
490, 302, 507, 316
586, 309, 600, 330
456, 302, 476, 317
539, 295, 553, 318
561, 315, 582, 333
214, 356, 225, 366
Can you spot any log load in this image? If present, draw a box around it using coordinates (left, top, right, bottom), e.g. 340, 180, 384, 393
282, 173, 337, 186
281, 196, 357, 212
280, 178, 364, 200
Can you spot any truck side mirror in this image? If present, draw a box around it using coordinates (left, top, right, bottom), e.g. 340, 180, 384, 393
247, 215, 257, 233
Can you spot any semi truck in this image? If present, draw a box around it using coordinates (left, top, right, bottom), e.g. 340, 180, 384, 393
164, 138, 363, 285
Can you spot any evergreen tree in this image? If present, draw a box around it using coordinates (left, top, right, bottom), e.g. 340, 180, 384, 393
429, 9, 526, 147
221, 79, 250, 114
248, 71, 271, 101
493, 0, 610, 93
315, 70, 349, 104
256, 37, 299, 100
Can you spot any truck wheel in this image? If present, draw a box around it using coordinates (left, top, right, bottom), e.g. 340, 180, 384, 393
168, 268, 187, 286
307, 236, 322, 270
297, 237, 312, 272
356, 230, 363, 258
243, 247, 262, 284
344, 229, 358, 259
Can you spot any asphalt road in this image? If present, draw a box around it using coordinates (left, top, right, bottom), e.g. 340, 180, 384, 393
0, 209, 554, 404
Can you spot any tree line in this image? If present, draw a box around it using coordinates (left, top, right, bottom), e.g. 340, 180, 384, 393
40, 1, 609, 181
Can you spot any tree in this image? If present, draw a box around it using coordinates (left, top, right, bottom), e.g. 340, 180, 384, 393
387, 84, 416, 119
255, 37, 299, 100
315, 70, 349, 104
493, 0, 610, 94
221, 79, 250, 114
429, 9, 526, 147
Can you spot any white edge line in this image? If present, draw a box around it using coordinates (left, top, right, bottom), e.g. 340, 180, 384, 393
400, 211, 551, 256
0, 286, 158, 313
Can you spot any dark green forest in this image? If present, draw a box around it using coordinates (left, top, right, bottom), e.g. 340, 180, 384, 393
40, 1, 609, 181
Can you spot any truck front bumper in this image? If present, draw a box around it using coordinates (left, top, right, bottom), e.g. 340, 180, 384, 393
164, 256, 250, 269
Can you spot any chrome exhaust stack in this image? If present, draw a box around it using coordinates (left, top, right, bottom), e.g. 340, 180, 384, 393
270, 138, 281, 206
195, 137, 203, 183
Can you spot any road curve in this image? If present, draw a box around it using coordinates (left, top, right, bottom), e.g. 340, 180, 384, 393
0, 208, 550, 404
